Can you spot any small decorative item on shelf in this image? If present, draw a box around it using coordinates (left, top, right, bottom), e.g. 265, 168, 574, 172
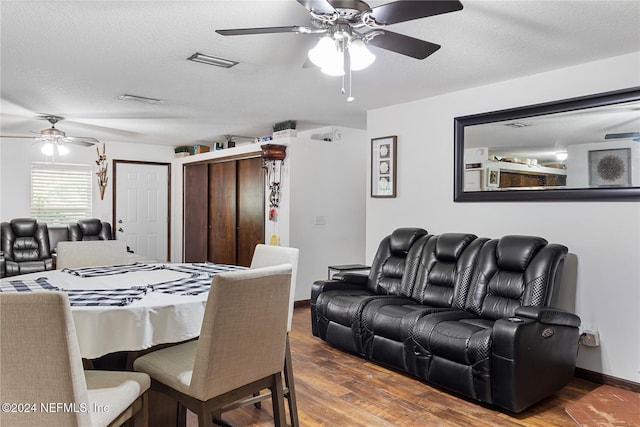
174, 146, 191, 158
193, 145, 210, 154
223, 134, 236, 148
272, 120, 297, 139
95, 143, 108, 200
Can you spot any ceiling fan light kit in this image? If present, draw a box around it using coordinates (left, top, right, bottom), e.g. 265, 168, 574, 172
41, 142, 69, 156
216, 0, 463, 101
308, 35, 375, 75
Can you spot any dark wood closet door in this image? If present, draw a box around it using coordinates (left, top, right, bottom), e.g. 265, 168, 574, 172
208, 161, 237, 264
236, 157, 265, 267
183, 163, 208, 262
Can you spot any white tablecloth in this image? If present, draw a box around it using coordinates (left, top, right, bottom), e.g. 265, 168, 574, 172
0, 264, 214, 359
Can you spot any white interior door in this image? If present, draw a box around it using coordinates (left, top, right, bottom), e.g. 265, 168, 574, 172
114, 162, 169, 261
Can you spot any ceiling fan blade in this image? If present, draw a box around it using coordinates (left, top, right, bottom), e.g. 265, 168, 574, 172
0, 135, 37, 139
366, 30, 441, 59
216, 26, 309, 36
297, 0, 337, 15
64, 136, 100, 146
369, 0, 463, 25
604, 132, 640, 140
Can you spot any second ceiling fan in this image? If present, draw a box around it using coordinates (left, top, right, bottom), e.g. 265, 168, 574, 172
0, 115, 100, 156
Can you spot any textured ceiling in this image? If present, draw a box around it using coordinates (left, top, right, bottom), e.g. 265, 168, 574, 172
1, 0, 639, 147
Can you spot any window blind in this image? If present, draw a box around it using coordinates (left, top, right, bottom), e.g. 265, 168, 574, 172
31, 162, 93, 224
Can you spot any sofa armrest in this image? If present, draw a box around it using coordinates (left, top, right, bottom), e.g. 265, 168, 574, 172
0, 251, 5, 278
515, 306, 581, 328
310, 278, 369, 338
491, 309, 581, 412
334, 272, 368, 285
311, 278, 368, 305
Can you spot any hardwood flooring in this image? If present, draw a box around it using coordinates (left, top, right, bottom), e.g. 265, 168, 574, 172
187, 306, 599, 426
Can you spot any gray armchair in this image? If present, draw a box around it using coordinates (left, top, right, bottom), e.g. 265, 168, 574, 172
0, 218, 53, 278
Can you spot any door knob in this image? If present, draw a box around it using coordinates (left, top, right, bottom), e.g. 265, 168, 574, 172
118, 227, 124, 233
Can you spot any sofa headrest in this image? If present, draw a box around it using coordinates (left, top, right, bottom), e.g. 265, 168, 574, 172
496, 235, 548, 272
78, 218, 102, 235
435, 233, 478, 262
389, 228, 428, 255
10, 218, 38, 237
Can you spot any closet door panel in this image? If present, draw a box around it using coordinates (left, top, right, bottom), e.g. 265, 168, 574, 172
208, 161, 237, 264
183, 163, 208, 262
236, 157, 265, 267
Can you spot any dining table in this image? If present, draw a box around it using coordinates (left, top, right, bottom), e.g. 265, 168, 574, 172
0, 262, 245, 359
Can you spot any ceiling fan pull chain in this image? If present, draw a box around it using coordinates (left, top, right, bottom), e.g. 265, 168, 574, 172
347, 65, 354, 102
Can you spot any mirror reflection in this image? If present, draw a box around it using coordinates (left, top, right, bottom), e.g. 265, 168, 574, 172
459, 95, 640, 197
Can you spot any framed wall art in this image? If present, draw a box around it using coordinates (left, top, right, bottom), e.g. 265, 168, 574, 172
589, 148, 631, 187
371, 136, 397, 198
486, 166, 500, 188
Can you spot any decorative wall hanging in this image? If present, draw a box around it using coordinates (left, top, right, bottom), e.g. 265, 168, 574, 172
589, 148, 631, 187
261, 144, 287, 221
371, 136, 397, 198
95, 143, 108, 200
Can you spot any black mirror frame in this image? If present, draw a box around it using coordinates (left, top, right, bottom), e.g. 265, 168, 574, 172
454, 87, 640, 202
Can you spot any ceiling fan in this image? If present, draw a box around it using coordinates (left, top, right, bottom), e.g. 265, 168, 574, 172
216, 0, 463, 82
1, 115, 100, 154
605, 132, 640, 142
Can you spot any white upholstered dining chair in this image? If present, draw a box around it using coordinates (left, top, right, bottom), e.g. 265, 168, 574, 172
0, 292, 150, 427
133, 264, 292, 427
56, 240, 130, 269
226, 244, 300, 425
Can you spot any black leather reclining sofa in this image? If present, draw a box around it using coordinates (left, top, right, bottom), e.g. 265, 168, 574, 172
311, 228, 581, 413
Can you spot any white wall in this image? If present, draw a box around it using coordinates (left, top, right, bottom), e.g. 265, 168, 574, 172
367, 52, 640, 383
0, 139, 174, 223
170, 128, 368, 302
290, 127, 368, 301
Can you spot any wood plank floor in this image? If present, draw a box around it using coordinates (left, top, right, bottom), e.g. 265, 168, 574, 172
187, 306, 598, 426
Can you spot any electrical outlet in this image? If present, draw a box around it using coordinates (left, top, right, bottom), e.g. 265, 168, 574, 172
580, 330, 600, 347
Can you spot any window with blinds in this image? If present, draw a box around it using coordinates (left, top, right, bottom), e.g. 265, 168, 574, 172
31, 162, 93, 224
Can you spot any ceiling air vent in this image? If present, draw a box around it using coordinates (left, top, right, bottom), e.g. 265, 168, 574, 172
187, 52, 238, 68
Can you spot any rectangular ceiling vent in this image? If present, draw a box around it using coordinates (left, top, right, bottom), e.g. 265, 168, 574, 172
187, 52, 238, 68
504, 122, 530, 128
117, 94, 164, 104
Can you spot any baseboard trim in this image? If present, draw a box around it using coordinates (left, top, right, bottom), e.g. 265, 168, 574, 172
294, 299, 311, 308
575, 367, 640, 392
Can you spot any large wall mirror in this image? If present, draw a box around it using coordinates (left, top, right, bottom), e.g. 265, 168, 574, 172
454, 87, 640, 201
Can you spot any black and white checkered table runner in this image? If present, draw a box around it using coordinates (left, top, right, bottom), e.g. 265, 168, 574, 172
161, 263, 246, 276
0, 277, 146, 306
65, 287, 148, 306
149, 274, 214, 296
0, 277, 59, 293
62, 263, 163, 277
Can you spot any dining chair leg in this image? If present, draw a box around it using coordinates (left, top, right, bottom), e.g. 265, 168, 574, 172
283, 334, 300, 427
270, 373, 287, 427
